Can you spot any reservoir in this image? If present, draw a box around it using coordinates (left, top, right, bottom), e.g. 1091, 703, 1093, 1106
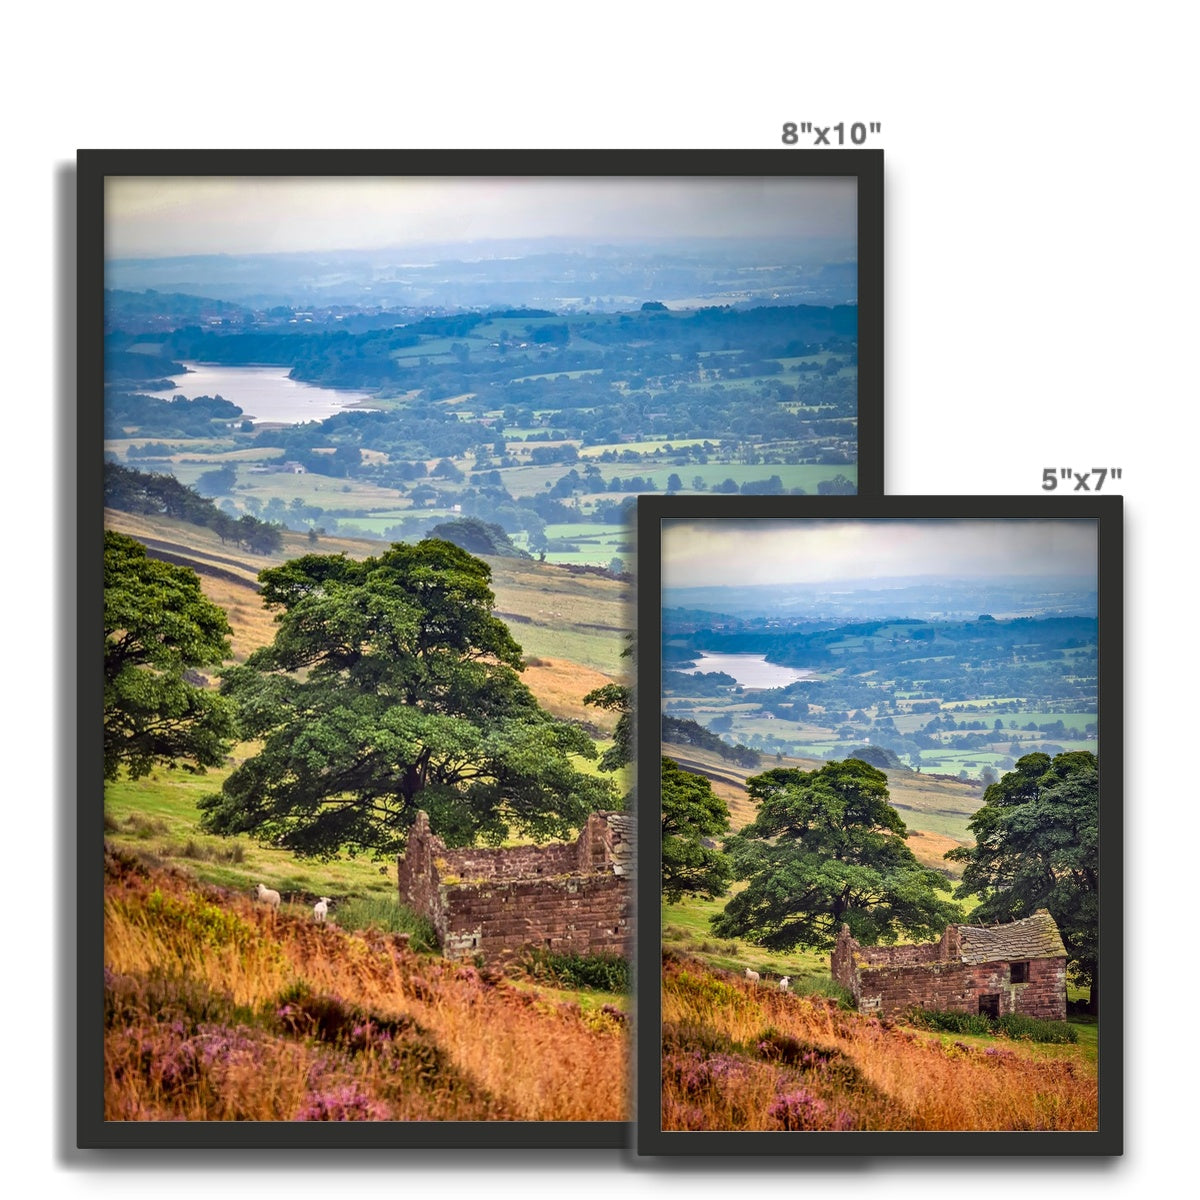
146, 363, 377, 425
672, 652, 814, 689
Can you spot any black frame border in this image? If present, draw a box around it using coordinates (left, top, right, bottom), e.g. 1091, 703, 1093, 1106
77, 149, 882, 1150
635, 493, 1122, 1157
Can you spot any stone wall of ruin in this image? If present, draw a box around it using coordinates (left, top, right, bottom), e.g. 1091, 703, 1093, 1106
832, 923, 1066, 1020
396, 811, 632, 962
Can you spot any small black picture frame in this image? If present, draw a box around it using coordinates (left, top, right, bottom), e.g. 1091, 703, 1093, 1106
636, 494, 1121, 1156
79, 149, 882, 1149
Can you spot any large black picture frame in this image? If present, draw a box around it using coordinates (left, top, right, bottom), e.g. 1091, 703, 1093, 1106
78, 149, 883, 1149
635, 494, 1122, 1156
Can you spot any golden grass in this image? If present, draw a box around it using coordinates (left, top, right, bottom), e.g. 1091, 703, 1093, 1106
103, 854, 627, 1122
903, 827, 968, 872
660, 953, 1097, 1132
520, 656, 620, 730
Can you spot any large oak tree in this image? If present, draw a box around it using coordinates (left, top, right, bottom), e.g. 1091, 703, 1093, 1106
711, 758, 961, 951
199, 540, 616, 857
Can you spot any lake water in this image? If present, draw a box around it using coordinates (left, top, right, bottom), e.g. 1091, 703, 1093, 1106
145, 363, 377, 425
671, 652, 813, 689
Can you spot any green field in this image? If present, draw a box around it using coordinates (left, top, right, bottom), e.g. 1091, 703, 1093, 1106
662, 890, 837, 994
577, 438, 712, 457
598, 462, 855, 494
110, 435, 855, 566
104, 763, 401, 904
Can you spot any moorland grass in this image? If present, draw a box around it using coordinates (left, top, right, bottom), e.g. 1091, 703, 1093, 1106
103, 853, 628, 1122
660, 952, 1097, 1132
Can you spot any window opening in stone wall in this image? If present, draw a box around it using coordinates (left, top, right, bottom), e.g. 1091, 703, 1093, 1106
978, 993, 1001, 1019
1010, 961, 1030, 983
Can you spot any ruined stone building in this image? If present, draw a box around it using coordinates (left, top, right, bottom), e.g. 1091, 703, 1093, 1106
831, 909, 1068, 1020
397, 810, 633, 962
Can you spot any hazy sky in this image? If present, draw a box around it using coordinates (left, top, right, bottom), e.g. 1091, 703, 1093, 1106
660, 519, 1098, 589
104, 176, 857, 259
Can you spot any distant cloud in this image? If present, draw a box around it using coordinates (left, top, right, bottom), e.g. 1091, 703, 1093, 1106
660, 518, 1098, 589
105, 176, 857, 259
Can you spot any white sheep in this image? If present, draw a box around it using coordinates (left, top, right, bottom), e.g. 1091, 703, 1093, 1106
779, 976, 791, 991
254, 883, 281, 910
744, 968, 760, 983
313, 896, 331, 922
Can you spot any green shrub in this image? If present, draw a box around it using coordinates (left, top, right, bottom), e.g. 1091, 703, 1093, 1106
994, 1013, 1078, 1043
801, 975, 856, 1008
669, 969, 745, 1009
908, 1007, 1079, 1043
334, 895, 438, 952
907, 1008, 994, 1036
142, 888, 260, 951
519, 948, 630, 993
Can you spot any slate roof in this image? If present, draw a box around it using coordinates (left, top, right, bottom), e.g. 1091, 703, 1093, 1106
956, 909, 1067, 964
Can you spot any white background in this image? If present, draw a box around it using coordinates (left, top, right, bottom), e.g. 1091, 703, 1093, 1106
8, 1, 1192, 1192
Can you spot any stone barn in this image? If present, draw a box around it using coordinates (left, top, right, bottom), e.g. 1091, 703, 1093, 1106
831, 909, 1068, 1020
397, 810, 633, 962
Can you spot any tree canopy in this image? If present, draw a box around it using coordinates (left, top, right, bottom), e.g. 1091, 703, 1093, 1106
661, 757, 733, 903
426, 516, 527, 559
711, 758, 962, 951
198, 539, 616, 858
103, 531, 235, 780
946, 751, 1099, 1009
583, 682, 632, 773
583, 632, 634, 775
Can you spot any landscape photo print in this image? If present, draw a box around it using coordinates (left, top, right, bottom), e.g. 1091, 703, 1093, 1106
79, 149, 882, 1147
636, 495, 1121, 1155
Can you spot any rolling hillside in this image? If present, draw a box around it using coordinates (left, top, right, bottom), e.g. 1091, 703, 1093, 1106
660, 739, 983, 869
103, 508, 630, 729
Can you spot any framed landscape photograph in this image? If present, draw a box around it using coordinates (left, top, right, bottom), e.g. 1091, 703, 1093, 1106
78, 149, 882, 1147
635, 495, 1121, 1155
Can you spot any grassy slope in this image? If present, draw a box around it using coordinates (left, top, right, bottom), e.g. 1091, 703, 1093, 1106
104, 763, 402, 906
104, 507, 631, 680
104, 854, 628, 1121
660, 740, 984, 858
660, 952, 1097, 1132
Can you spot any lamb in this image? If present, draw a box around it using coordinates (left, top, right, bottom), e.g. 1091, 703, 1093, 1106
779, 976, 791, 991
254, 883, 281, 910
313, 896, 331, 923
744, 968, 760, 983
